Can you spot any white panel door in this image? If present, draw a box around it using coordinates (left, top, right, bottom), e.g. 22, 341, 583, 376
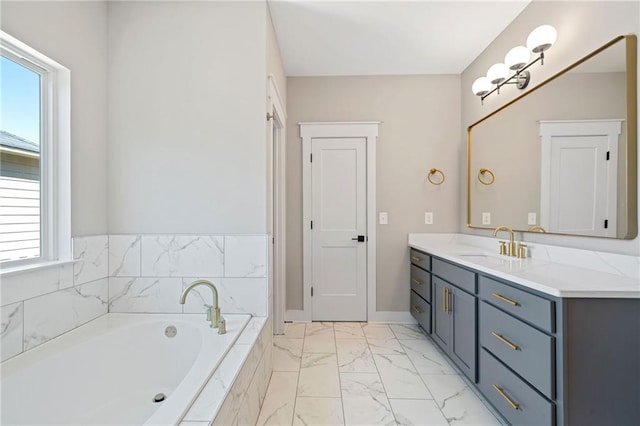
311, 137, 367, 321
548, 135, 611, 236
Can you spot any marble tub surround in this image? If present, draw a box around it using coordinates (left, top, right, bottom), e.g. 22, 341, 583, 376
0, 235, 110, 362
1, 233, 268, 362
259, 321, 500, 426
181, 317, 272, 425
107, 234, 268, 316
409, 233, 640, 298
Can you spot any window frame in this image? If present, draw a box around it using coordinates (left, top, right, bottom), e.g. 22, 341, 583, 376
0, 31, 71, 269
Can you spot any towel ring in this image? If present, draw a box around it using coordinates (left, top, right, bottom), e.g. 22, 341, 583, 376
427, 168, 445, 185
478, 168, 495, 185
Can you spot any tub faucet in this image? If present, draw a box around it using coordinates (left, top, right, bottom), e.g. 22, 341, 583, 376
493, 225, 516, 257
180, 280, 221, 329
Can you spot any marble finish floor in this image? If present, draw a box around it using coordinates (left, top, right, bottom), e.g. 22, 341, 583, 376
256, 322, 502, 426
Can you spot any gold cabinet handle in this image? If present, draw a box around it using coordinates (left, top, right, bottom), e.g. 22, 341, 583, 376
412, 278, 422, 285
492, 384, 520, 410
448, 287, 452, 314
492, 293, 520, 306
443, 288, 448, 313
412, 305, 423, 314
491, 332, 520, 351
411, 256, 422, 263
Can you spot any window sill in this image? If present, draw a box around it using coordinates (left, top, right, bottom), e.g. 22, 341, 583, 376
0, 259, 78, 277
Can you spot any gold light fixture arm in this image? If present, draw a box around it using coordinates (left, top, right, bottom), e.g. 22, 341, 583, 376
427, 168, 445, 185
478, 168, 495, 185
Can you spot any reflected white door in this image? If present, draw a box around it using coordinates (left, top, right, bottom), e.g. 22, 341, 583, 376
311, 137, 367, 321
540, 120, 620, 237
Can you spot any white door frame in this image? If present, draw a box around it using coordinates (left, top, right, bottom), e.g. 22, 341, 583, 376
267, 75, 287, 335
299, 122, 379, 322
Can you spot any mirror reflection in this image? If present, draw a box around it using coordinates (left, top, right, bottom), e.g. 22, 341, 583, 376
468, 35, 637, 239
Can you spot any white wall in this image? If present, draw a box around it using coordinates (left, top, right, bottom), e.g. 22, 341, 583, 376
286, 75, 461, 312
1, 1, 109, 237
107, 0, 268, 234
461, 0, 640, 255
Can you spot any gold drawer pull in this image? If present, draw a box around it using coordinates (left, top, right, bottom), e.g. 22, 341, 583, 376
492, 293, 520, 306
412, 278, 422, 285
491, 332, 520, 351
443, 288, 448, 313
412, 305, 423, 314
411, 256, 422, 263
492, 384, 520, 410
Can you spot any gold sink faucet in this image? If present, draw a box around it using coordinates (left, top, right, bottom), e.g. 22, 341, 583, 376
528, 225, 547, 233
493, 225, 516, 257
180, 279, 222, 331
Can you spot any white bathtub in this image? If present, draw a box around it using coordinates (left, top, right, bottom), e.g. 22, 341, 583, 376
1, 313, 251, 425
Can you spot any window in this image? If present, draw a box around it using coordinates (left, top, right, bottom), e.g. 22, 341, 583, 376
0, 31, 71, 267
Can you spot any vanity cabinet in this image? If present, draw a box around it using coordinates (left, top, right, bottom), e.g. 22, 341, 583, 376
429, 256, 478, 382
408, 248, 640, 426
409, 249, 432, 333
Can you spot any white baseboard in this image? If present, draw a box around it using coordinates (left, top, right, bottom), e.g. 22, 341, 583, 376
368, 311, 416, 324
285, 309, 310, 322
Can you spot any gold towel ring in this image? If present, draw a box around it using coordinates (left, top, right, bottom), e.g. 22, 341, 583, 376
427, 168, 445, 185
478, 168, 495, 185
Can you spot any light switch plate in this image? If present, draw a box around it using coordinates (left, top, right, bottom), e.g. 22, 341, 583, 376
379, 212, 388, 225
482, 212, 491, 225
425, 212, 433, 225
528, 212, 537, 225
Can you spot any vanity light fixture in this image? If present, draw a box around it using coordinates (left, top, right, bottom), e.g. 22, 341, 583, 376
472, 24, 557, 104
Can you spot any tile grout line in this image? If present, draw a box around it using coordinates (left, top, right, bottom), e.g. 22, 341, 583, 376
367, 323, 397, 425
289, 322, 305, 426
333, 322, 347, 425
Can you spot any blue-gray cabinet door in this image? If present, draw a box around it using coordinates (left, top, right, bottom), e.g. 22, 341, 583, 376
452, 287, 477, 382
432, 278, 452, 350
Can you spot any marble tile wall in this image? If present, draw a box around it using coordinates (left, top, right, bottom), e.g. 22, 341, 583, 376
1, 234, 269, 362
108, 234, 268, 316
1, 235, 109, 362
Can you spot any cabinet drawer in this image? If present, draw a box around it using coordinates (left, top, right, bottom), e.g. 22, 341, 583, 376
479, 276, 554, 333
410, 265, 431, 302
410, 290, 431, 333
479, 349, 555, 426
480, 301, 554, 399
433, 258, 476, 294
410, 249, 430, 271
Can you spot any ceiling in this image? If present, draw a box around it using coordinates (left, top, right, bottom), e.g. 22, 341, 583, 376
268, 0, 531, 76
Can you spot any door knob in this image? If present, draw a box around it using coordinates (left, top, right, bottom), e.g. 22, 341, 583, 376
351, 235, 366, 242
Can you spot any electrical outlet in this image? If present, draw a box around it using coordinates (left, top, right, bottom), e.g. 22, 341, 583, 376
425, 212, 434, 225
379, 212, 388, 225
528, 212, 537, 225
482, 212, 491, 225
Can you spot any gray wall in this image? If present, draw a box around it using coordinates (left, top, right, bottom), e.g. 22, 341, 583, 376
107, 1, 268, 234
286, 75, 461, 311
1, 1, 109, 237
461, 0, 640, 255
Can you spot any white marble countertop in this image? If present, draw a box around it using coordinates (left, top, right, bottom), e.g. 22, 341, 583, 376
408, 233, 640, 298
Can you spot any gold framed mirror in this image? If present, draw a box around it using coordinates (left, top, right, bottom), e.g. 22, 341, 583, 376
467, 35, 637, 239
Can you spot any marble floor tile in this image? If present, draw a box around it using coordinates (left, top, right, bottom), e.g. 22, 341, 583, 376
303, 334, 336, 353
343, 396, 396, 426
374, 354, 431, 399
421, 374, 500, 425
305, 322, 334, 337
363, 324, 395, 339
273, 337, 303, 372
390, 324, 426, 340
255, 372, 298, 426
340, 373, 386, 398
284, 323, 306, 338
400, 339, 456, 375
297, 353, 340, 397
293, 397, 344, 426
367, 338, 406, 355
389, 399, 448, 426
336, 339, 377, 373
335, 322, 365, 339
